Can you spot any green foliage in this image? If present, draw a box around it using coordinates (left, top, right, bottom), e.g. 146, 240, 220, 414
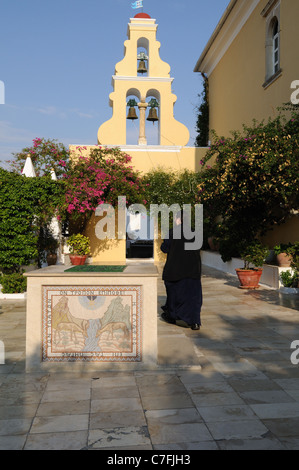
273, 243, 293, 255
197, 108, 299, 262
7, 137, 70, 178
143, 168, 201, 207
1, 272, 27, 294
195, 75, 209, 147
280, 270, 298, 288
0, 168, 64, 273
239, 241, 270, 270
67, 233, 90, 255
287, 241, 299, 271
8, 138, 69, 178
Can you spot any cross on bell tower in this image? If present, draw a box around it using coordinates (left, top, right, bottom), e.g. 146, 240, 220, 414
97, 12, 190, 147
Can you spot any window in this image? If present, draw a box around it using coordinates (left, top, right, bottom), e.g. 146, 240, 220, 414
262, 1, 281, 87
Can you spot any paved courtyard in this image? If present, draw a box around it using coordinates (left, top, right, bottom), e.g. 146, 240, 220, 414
0, 265, 299, 450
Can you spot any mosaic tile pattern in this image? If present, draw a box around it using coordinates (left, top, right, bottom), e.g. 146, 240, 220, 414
42, 286, 141, 362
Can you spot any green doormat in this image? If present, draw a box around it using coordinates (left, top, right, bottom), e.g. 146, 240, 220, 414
64, 265, 126, 273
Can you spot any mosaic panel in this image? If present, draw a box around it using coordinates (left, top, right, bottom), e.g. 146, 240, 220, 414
42, 286, 141, 362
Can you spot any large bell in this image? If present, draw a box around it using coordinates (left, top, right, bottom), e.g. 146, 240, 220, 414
137, 59, 148, 74
127, 107, 138, 120
147, 107, 159, 123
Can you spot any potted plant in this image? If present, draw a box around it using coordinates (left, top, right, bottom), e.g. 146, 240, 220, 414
44, 235, 59, 266
236, 241, 270, 289
273, 243, 293, 267
38, 226, 59, 266
67, 233, 90, 265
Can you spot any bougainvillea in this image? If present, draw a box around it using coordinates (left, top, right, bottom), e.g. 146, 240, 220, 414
196, 109, 299, 260
8, 137, 70, 178
62, 146, 147, 220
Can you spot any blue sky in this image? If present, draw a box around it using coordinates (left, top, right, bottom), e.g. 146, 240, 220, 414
0, 0, 229, 169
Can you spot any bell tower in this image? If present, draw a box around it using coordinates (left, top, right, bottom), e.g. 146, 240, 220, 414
97, 13, 190, 147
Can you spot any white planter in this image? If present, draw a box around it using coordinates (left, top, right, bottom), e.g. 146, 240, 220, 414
279, 287, 299, 294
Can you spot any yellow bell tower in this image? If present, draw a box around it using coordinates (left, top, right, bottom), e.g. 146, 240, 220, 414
97, 13, 190, 147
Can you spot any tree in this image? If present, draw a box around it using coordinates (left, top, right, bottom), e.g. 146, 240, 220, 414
195, 74, 209, 147
61, 146, 147, 232
0, 168, 64, 274
7, 137, 70, 178
197, 108, 299, 261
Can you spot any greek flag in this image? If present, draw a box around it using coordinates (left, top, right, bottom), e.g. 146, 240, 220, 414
131, 1, 143, 9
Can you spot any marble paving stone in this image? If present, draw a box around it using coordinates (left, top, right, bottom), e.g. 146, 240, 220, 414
0, 418, 33, 436
211, 359, 259, 375
206, 419, 269, 441
191, 392, 245, 407
36, 400, 90, 416
250, 402, 299, 419
184, 381, 235, 394
158, 335, 200, 366
24, 431, 88, 450
91, 375, 137, 388
90, 410, 146, 429
30, 414, 89, 434
217, 437, 286, 450
147, 422, 213, 445
285, 390, 299, 401
41, 388, 91, 403
0, 404, 38, 419
141, 393, 194, 410
178, 370, 226, 385
280, 437, 299, 450
262, 418, 299, 438
239, 390, 296, 405
197, 404, 256, 422
145, 408, 203, 425
45, 378, 92, 391
88, 426, 151, 449
228, 377, 282, 393
153, 441, 218, 450
91, 385, 140, 400
0, 435, 27, 450
274, 378, 299, 390
91, 397, 143, 414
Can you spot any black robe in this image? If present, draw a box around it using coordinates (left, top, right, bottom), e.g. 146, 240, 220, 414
160, 228, 202, 326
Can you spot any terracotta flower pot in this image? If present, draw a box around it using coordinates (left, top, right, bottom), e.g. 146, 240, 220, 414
236, 268, 263, 289
276, 253, 292, 267
69, 255, 87, 266
46, 253, 57, 266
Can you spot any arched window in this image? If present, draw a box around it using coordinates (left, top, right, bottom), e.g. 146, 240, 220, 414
262, 0, 281, 87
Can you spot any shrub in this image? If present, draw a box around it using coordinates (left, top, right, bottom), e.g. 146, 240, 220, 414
280, 270, 298, 288
0, 168, 63, 272
1, 272, 27, 294
197, 109, 299, 261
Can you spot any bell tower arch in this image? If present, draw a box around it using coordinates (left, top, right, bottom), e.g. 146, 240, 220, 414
97, 13, 190, 147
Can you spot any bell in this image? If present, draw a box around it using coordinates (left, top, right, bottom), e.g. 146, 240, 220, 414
127, 107, 138, 120
137, 59, 147, 74
147, 107, 159, 123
